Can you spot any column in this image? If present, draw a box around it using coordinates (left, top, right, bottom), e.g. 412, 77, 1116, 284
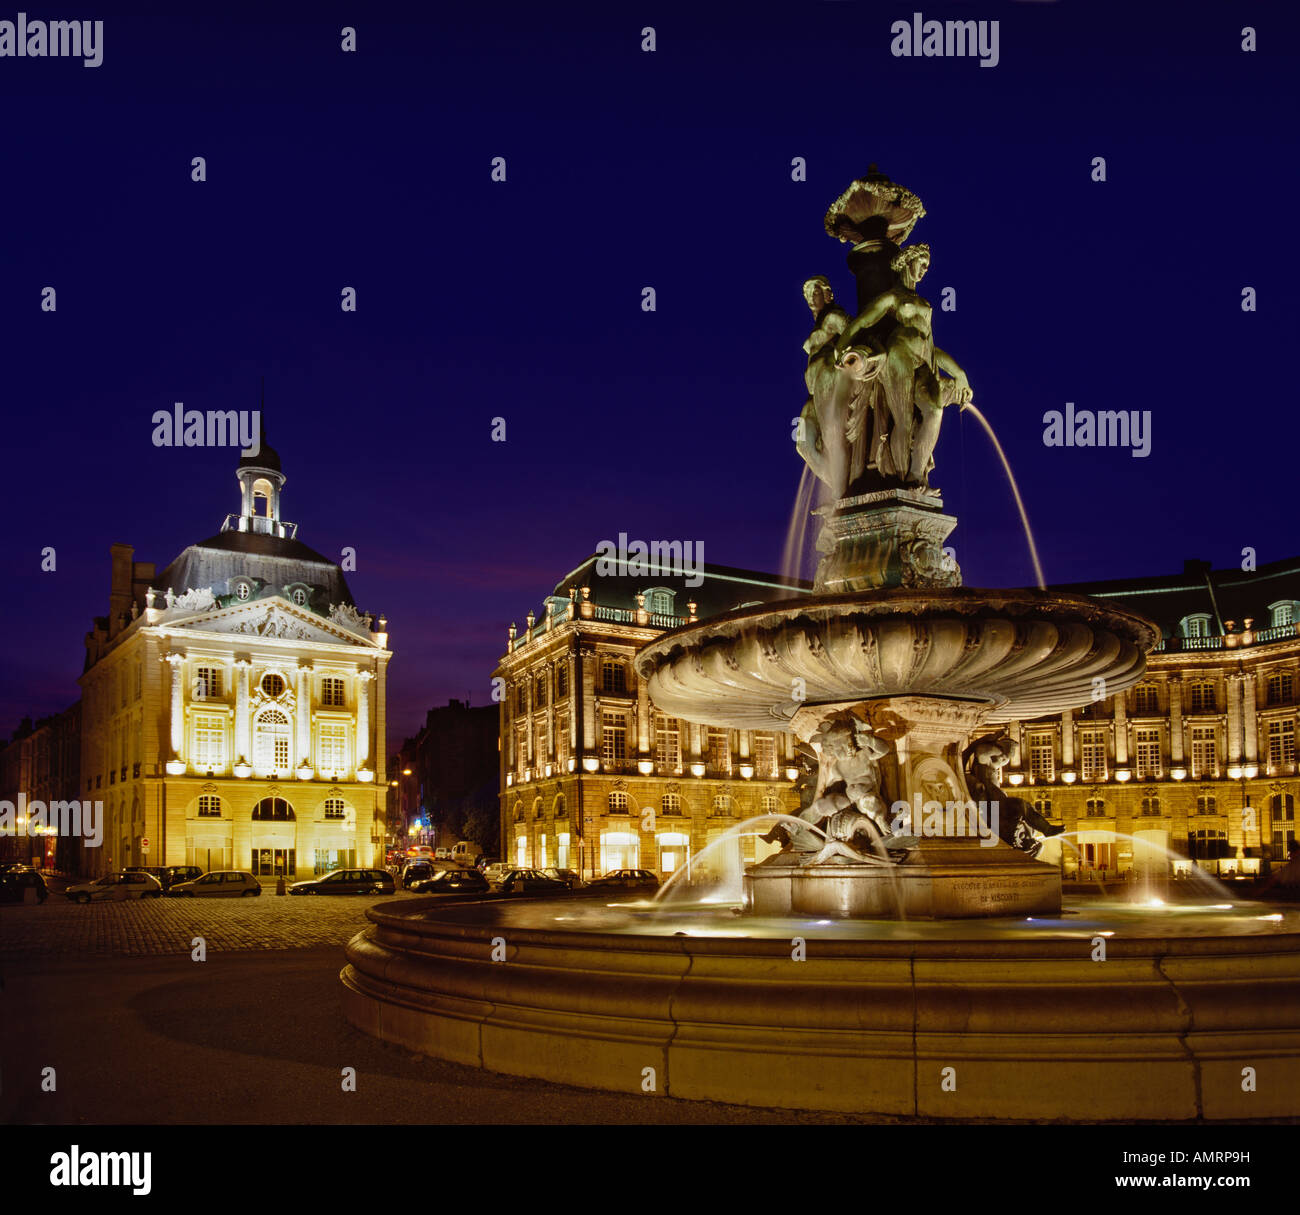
637, 673, 651, 758
1169, 677, 1184, 764
234, 659, 251, 763
356, 670, 373, 770
525, 672, 534, 766
1244, 672, 1259, 763
1114, 692, 1128, 766
581, 647, 597, 753
566, 650, 578, 765
167, 654, 185, 759
296, 664, 312, 769
689, 722, 702, 760
1227, 674, 1243, 764
1061, 709, 1075, 769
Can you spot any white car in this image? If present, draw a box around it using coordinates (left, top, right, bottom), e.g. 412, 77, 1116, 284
169, 870, 262, 898
65, 871, 163, 904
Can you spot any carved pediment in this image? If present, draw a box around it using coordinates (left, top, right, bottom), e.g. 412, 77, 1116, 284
164, 597, 377, 647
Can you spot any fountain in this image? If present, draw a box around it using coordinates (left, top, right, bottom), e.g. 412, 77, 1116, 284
341, 170, 1300, 1121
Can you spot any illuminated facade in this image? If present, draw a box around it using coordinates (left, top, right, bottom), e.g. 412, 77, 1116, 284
78, 435, 391, 878
495, 556, 808, 880
1004, 558, 1299, 878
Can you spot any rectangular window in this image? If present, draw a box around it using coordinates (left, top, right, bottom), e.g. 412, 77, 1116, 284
195, 666, 224, 699
601, 712, 627, 764
655, 715, 680, 771
534, 721, 548, 764
197, 794, 222, 817
1267, 672, 1295, 707
1079, 730, 1107, 782
1132, 684, 1159, 714
324, 798, 347, 820
1189, 682, 1216, 713
753, 735, 776, 778
1134, 728, 1161, 780
1191, 726, 1217, 778
274, 735, 289, 770
321, 677, 346, 708
1027, 733, 1054, 782
557, 665, 569, 698
193, 713, 226, 771
516, 724, 527, 773
318, 722, 348, 774
556, 728, 568, 769
601, 659, 628, 695
1268, 720, 1297, 768
706, 728, 730, 774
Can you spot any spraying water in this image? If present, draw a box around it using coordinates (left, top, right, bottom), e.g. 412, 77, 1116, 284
960, 403, 1046, 590
781, 464, 820, 584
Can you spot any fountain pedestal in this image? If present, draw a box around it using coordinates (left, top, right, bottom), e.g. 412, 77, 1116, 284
814, 489, 960, 591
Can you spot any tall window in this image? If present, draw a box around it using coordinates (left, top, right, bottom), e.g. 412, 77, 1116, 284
556, 664, 568, 698
534, 720, 548, 765
601, 712, 628, 764
318, 722, 348, 774
321, 677, 345, 708
1190, 726, 1217, 778
556, 728, 568, 769
1134, 728, 1161, 779
1033, 797, 1052, 820
1132, 684, 1158, 714
661, 792, 682, 816
1188, 682, 1216, 713
601, 658, 628, 695
1268, 719, 1296, 768
255, 709, 291, 772
534, 674, 547, 706
706, 728, 730, 774
1028, 733, 1054, 782
608, 791, 629, 815
1272, 794, 1296, 862
753, 735, 776, 778
515, 724, 527, 774
1266, 671, 1295, 707
1140, 796, 1160, 816
1079, 730, 1107, 782
712, 794, 733, 816
761, 794, 780, 816
195, 666, 223, 699
197, 794, 222, 817
1272, 603, 1296, 628
654, 714, 680, 771
1196, 795, 1217, 815
193, 713, 226, 771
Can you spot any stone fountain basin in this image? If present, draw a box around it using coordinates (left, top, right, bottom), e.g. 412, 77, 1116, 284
340, 894, 1300, 1120
634, 587, 1159, 731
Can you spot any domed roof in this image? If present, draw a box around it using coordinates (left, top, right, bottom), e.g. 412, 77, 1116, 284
238, 417, 281, 474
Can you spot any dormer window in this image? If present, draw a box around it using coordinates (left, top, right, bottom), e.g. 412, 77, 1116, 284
233, 578, 253, 602
1269, 601, 1299, 629
290, 588, 308, 606
1180, 613, 1212, 639
645, 587, 676, 616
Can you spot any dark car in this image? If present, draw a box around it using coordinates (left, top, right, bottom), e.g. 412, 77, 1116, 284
289, 868, 396, 896
409, 868, 490, 896
540, 867, 584, 890
0, 866, 49, 904
127, 864, 202, 891
400, 861, 441, 889
496, 868, 569, 896
586, 868, 661, 892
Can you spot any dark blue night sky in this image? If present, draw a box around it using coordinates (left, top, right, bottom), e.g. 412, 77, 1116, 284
3, 0, 1296, 748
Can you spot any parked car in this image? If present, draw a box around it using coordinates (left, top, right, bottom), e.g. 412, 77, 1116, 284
400, 860, 442, 889
127, 864, 202, 891
64, 871, 163, 903
475, 856, 501, 874
0, 866, 49, 903
540, 867, 584, 890
481, 862, 511, 885
586, 868, 661, 893
434, 846, 452, 861
452, 841, 482, 867
496, 868, 569, 896
409, 868, 490, 895
289, 868, 396, 896
168, 870, 262, 898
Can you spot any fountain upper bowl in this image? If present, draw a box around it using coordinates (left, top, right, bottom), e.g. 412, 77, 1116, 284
634, 586, 1159, 732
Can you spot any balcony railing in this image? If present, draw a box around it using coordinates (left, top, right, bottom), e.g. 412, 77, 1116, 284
220, 513, 298, 540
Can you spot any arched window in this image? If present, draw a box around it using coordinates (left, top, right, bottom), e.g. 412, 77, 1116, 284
607, 791, 629, 814
255, 708, 291, 772
1180, 614, 1213, 640
712, 794, 733, 817
661, 792, 682, 816
1085, 798, 1106, 817
513, 799, 524, 822
251, 797, 295, 821
323, 798, 347, 820
533, 797, 544, 819
1140, 796, 1160, 816
1196, 795, 1217, 815
553, 794, 567, 819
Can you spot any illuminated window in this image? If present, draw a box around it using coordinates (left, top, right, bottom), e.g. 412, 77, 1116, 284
1196, 795, 1217, 815
1079, 730, 1107, 782
195, 666, 223, 699
290, 588, 307, 606
318, 722, 348, 774
321, 677, 345, 708
324, 798, 347, 820
753, 735, 776, 778
706, 728, 730, 774
1270, 602, 1297, 628
712, 794, 733, 817
1188, 682, 1215, 713
1268, 719, 1296, 768
608, 791, 629, 815
197, 794, 222, 818
556, 664, 568, 698
1181, 614, 1212, 639
654, 714, 680, 771
662, 792, 682, 816
1132, 684, 1158, 714
1266, 671, 1295, 707
534, 720, 547, 763
601, 658, 628, 695
601, 712, 627, 764
1140, 796, 1160, 816
761, 794, 780, 816
1134, 728, 1161, 779
193, 713, 226, 771
260, 672, 286, 698
554, 794, 567, 819
1028, 734, 1054, 782
535, 674, 547, 707
1085, 798, 1106, 817
1190, 726, 1217, 778
255, 709, 291, 772
534, 797, 544, 819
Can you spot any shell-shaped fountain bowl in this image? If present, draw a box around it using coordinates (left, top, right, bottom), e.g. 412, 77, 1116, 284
634, 587, 1159, 732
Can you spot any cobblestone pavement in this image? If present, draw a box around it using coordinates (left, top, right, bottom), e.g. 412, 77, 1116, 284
0, 891, 425, 958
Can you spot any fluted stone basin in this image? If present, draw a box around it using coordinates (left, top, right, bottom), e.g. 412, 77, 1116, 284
635, 587, 1160, 731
